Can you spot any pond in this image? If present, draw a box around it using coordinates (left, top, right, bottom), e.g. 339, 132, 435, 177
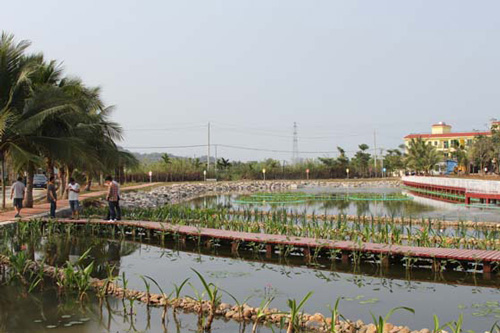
3, 228, 499, 332
185, 187, 500, 223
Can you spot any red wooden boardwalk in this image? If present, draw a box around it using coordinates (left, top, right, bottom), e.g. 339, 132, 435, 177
53, 218, 500, 275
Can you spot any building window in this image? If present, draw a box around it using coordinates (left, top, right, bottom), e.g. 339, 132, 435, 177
444, 141, 449, 149
444, 153, 449, 157
467, 139, 472, 146
434, 141, 438, 146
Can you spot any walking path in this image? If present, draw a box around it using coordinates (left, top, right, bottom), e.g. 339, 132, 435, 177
0, 183, 160, 224
53, 218, 500, 275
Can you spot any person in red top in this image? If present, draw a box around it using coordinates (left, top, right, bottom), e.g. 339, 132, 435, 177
105, 175, 119, 222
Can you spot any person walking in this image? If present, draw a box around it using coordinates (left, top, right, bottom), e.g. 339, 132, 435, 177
105, 175, 119, 222
10, 177, 25, 218
66, 177, 81, 219
47, 176, 57, 218
106, 179, 122, 221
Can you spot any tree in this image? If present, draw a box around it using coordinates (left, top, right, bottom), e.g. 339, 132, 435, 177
384, 148, 405, 173
161, 153, 172, 166
217, 158, 231, 170
406, 138, 441, 174
1, 32, 137, 206
351, 144, 371, 177
468, 135, 493, 174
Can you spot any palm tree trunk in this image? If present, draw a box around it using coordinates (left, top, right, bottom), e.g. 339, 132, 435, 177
1, 153, 6, 210
65, 165, 74, 199
59, 166, 66, 198
85, 172, 92, 191
23, 164, 35, 208
47, 157, 54, 178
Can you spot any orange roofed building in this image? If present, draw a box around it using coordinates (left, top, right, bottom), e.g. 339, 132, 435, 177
403, 121, 497, 158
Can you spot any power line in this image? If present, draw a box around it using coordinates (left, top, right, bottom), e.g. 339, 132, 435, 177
123, 143, 389, 155
123, 144, 208, 149
211, 122, 366, 139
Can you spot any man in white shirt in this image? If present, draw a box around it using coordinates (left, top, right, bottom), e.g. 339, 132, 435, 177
66, 177, 81, 219
10, 177, 25, 218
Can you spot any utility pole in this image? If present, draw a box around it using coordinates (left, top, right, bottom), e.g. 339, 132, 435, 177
380, 148, 384, 177
207, 122, 211, 173
214, 144, 218, 178
292, 122, 299, 164
373, 130, 377, 177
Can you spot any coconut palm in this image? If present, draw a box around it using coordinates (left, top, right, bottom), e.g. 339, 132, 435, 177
406, 138, 442, 174
217, 157, 231, 170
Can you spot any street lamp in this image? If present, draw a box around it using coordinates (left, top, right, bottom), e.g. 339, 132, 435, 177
148, 171, 153, 183
203, 170, 207, 181
262, 168, 266, 181
346, 168, 350, 179
306, 168, 310, 180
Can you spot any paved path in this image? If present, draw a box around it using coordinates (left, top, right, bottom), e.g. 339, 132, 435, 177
0, 183, 160, 223
53, 218, 500, 274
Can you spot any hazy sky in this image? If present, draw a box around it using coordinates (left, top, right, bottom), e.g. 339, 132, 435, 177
2, 1, 500, 161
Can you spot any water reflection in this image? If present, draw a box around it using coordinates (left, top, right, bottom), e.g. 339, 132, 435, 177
12, 230, 499, 332
185, 187, 500, 222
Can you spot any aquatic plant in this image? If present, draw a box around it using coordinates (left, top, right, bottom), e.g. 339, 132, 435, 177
192, 268, 222, 331
144, 275, 173, 324
252, 297, 275, 333
326, 297, 345, 333
286, 291, 313, 333
446, 314, 463, 333
370, 307, 415, 333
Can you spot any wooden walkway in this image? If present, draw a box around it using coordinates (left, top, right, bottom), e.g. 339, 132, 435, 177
52, 218, 500, 276
0, 183, 160, 224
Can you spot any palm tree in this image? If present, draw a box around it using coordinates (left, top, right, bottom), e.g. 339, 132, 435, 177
161, 153, 172, 166
406, 138, 441, 174
217, 157, 231, 170
0, 32, 35, 208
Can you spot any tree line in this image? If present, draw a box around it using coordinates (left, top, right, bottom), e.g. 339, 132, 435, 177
0, 32, 138, 208
134, 133, 500, 182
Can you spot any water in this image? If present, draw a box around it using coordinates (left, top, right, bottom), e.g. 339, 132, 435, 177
186, 187, 500, 223
0, 284, 246, 332
8, 233, 499, 332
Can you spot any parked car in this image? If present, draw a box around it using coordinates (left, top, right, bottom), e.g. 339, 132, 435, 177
33, 174, 48, 188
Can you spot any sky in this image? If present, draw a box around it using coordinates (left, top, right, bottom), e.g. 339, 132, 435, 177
2, 1, 500, 161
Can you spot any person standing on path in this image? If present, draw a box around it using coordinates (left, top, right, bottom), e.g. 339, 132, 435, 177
113, 179, 122, 220
66, 177, 81, 220
105, 175, 119, 222
106, 179, 122, 221
10, 177, 25, 218
47, 176, 57, 218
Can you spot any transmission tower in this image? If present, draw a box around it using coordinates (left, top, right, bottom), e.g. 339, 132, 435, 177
292, 122, 299, 164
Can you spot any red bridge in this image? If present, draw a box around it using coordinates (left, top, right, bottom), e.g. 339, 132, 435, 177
51, 218, 500, 277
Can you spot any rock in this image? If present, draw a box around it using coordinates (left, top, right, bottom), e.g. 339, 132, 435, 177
398, 327, 411, 333
384, 323, 394, 332
420, 330, 431, 333
243, 308, 253, 318
366, 323, 377, 333
309, 313, 324, 323
305, 319, 323, 329
219, 303, 231, 311
225, 310, 236, 319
